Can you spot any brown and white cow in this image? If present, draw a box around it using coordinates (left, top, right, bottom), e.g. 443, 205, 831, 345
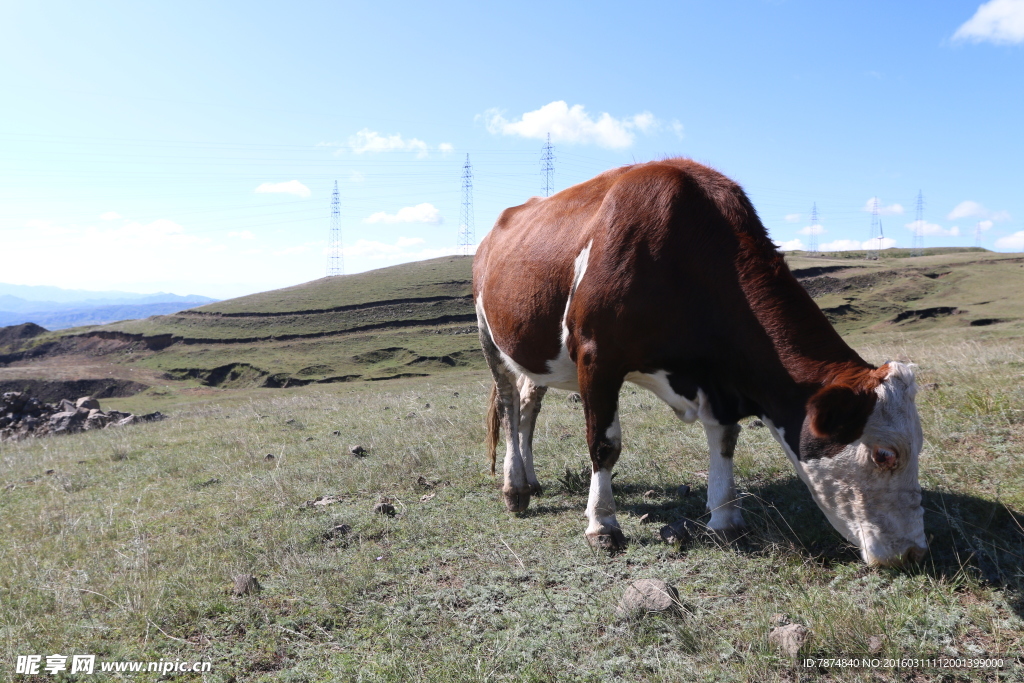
473, 158, 927, 567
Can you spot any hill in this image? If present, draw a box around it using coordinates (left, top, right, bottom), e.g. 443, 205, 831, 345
1, 248, 1022, 408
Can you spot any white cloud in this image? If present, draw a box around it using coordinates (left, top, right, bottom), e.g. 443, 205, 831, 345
947, 200, 1011, 221
483, 101, 660, 149
798, 224, 825, 236
775, 238, 805, 251
978, 219, 994, 230
670, 119, 685, 140
349, 171, 365, 183
348, 129, 429, 157
438, 143, 454, 153
953, 0, 1024, 44
255, 180, 311, 198
905, 220, 959, 237
820, 238, 898, 251
99, 211, 121, 220
994, 230, 1024, 250
862, 197, 904, 215
365, 203, 443, 225
784, 213, 802, 222
228, 230, 255, 239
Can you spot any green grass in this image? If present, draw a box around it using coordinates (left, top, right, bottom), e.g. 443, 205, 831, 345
2, 334, 1023, 681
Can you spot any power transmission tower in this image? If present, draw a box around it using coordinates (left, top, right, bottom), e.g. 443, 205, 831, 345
541, 133, 555, 197
867, 197, 880, 260
808, 202, 819, 254
912, 190, 924, 257
974, 221, 983, 248
327, 180, 344, 277
457, 154, 474, 255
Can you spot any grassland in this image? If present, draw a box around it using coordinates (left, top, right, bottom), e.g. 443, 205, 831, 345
1, 249, 1023, 681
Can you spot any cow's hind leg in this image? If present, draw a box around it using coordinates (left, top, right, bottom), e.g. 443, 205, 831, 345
703, 422, 745, 535
479, 322, 533, 512
517, 374, 548, 495
580, 366, 627, 551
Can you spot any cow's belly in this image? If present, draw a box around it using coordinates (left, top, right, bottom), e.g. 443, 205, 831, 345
624, 370, 702, 423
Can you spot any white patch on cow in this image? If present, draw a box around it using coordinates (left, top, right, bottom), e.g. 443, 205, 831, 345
764, 363, 928, 566
476, 242, 595, 392
624, 370, 701, 422
704, 422, 744, 530
584, 467, 619, 537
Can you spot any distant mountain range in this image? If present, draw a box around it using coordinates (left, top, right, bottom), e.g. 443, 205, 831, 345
0, 283, 217, 330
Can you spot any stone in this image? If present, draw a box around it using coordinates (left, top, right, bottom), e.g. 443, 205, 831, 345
642, 489, 658, 499
49, 409, 88, 434
868, 635, 884, 655
659, 518, 696, 545
84, 409, 109, 431
138, 411, 166, 422
58, 399, 77, 413
615, 579, 680, 619
350, 445, 368, 457
676, 484, 691, 498
769, 623, 811, 659
232, 574, 261, 596
373, 501, 396, 517
749, 418, 764, 428
264, 454, 275, 461
324, 524, 351, 540
769, 613, 789, 627
566, 393, 582, 404
76, 397, 101, 411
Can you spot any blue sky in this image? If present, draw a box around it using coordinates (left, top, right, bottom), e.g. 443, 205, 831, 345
1, 0, 1022, 298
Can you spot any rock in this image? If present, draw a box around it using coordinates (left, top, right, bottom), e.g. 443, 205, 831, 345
138, 411, 166, 422
749, 419, 764, 428
113, 415, 137, 427
49, 409, 88, 434
45, 469, 55, 475
307, 495, 343, 507
106, 410, 131, 422
405, 412, 417, 419
264, 454, 275, 461
420, 492, 436, 502
769, 623, 811, 659
323, 524, 351, 540
453, 391, 459, 397
769, 613, 789, 627
232, 574, 261, 596
76, 396, 101, 411
305, 436, 315, 442
332, 430, 341, 435
676, 484, 691, 498
424, 403, 430, 409
659, 518, 696, 545
84, 409, 109, 431
868, 635, 884, 655
642, 489, 658, 499
373, 501, 396, 517
58, 399, 77, 413
567, 393, 582, 404
615, 579, 680, 619
350, 445, 368, 457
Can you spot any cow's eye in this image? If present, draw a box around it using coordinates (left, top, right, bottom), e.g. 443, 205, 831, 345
871, 446, 898, 470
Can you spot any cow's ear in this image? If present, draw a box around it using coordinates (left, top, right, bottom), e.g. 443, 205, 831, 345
807, 384, 877, 445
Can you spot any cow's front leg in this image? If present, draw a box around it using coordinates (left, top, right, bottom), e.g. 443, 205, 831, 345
703, 422, 745, 534
517, 375, 548, 495
580, 369, 626, 551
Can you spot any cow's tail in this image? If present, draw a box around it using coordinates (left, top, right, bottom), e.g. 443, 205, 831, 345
486, 382, 500, 475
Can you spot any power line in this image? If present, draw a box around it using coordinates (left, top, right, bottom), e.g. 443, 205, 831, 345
541, 133, 555, 197
867, 197, 880, 260
457, 154, 474, 255
912, 190, 924, 257
327, 180, 344, 277
808, 202, 819, 254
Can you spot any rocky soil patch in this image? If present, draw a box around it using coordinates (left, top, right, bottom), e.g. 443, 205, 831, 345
0, 391, 164, 442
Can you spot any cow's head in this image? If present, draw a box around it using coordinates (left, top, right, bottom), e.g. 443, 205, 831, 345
794, 362, 927, 566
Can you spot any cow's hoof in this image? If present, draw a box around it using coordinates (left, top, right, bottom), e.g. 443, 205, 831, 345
586, 527, 628, 552
503, 488, 532, 513
527, 482, 544, 496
